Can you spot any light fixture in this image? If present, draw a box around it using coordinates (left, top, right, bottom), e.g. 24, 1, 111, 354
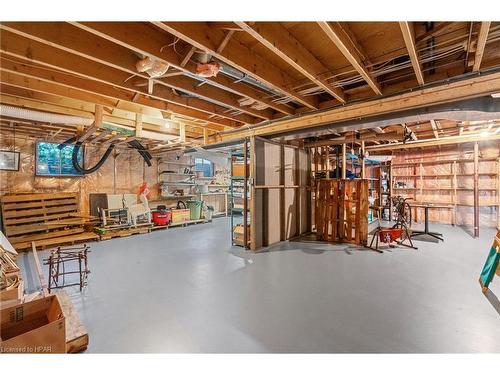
480, 130, 489, 137
162, 119, 173, 130
491, 93, 500, 98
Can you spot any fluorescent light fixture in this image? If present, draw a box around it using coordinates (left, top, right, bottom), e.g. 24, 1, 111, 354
480, 130, 489, 137
492, 93, 500, 98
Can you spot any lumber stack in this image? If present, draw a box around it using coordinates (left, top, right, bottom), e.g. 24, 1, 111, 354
1, 193, 99, 251
0, 233, 23, 303
315, 179, 369, 245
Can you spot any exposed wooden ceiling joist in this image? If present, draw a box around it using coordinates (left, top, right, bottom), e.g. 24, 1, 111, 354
0, 59, 231, 132
367, 133, 500, 151
429, 119, 440, 139
0, 23, 273, 123
399, 22, 425, 85
0, 29, 261, 127
151, 22, 319, 110
235, 22, 346, 104
70, 21, 294, 116
213, 71, 500, 143
317, 22, 382, 96
472, 21, 492, 72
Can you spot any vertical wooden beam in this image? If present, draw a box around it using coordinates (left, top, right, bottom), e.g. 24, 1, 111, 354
342, 143, 347, 179
94, 104, 103, 128
473, 22, 491, 72
280, 144, 285, 241
325, 145, 330, 177
179, 123, 186, 142
361, 141, 366, 179
430, 120, 439, 139
135, 113, 143, 138
307, 148, 313, 233
294, 147, 301, 237
203, 128, 209, 145
473, 142, 479, 237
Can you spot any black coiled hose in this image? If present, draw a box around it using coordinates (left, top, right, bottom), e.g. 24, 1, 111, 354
69, 138, 153, 174
72, 142, 116, 175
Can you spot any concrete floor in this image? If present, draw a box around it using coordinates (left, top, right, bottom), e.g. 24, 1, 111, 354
21, 218, 500, 353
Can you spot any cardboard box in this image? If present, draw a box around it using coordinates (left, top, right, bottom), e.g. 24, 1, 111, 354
171, 209, 191, 223
1, 295, 66, 354
0, 277, 23, 302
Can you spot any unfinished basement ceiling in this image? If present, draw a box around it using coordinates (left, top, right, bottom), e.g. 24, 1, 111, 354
1, 21, 500, 151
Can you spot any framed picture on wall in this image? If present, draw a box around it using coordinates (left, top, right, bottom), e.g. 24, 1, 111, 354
0, 150, 20, 171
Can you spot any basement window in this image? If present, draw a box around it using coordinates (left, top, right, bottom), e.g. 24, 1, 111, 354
194, 158, 213, 177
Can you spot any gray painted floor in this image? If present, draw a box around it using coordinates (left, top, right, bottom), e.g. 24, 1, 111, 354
20, 218, 500, 353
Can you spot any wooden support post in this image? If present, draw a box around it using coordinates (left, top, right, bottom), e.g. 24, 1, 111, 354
307, 148, 313, 233
95, 104, 103, 128
452, 160, 457, 226
314, 146, 319, 176
294, 147, 301, 238
135, 113, 143, 138
203, 128, 209, 145
361, 141, 365, 179
179, 123, 186, 143
280, 144, 285, 241
325, 145, 330, 177
474, 142, 480, 237
342, 143, 347, 179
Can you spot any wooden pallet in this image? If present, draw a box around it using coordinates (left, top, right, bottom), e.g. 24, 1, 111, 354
97, 224, 152, 240
1, 193, 98, 251
168, 219, 207, 227
315, 179, 369, 245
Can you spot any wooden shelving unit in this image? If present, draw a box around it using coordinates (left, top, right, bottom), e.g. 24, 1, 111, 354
391, 151, 500, 235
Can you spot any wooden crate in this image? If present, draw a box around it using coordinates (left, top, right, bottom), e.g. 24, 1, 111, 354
0, 193, 99, 251
315, 179, 369, 245
0, 294, 66, 353
171, 208, 190, 223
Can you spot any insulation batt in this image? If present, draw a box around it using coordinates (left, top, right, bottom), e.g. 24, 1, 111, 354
196, 62, 221, 78
136, 56, 169, 78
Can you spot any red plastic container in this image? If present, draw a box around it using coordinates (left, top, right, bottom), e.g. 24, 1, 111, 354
378, 228, 404, 243
152, 210, 171, 226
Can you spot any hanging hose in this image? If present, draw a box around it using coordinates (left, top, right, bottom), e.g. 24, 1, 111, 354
60, 135, 153, 174
72, 141, 116, 175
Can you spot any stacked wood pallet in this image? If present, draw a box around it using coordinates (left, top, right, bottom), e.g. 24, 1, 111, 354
96, 223, 152, 240
0, 231, 22, 303
315, 179, 369, 245
1, 193, 99, 251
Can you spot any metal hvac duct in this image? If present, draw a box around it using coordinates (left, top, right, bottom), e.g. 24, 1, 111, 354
0, 104, 94, 126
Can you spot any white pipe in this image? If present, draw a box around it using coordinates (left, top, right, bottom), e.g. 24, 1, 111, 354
1, 104, 179, 142
0, 104, 94, 126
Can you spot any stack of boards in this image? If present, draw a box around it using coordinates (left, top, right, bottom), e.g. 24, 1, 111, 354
0, 192, 98, 251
